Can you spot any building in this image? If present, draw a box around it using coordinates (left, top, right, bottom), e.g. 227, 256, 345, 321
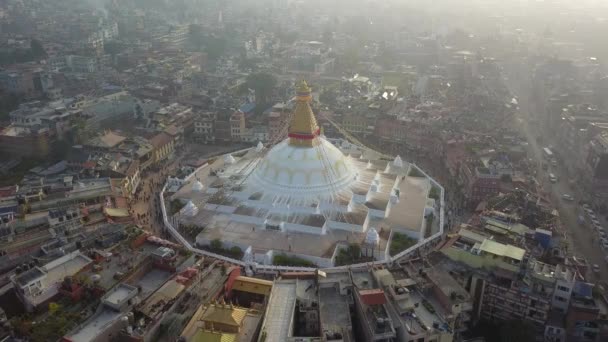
230, 110, 246, 142
584, 132, 608, 208
181, 302, 262, 342
257, 278, 321, 342
268, 103, 291, 142
351, 270, 397, 341
149, 132, 175, 164
459, 163, 501, 207
63, 283, 139, 342
193, 112, 216, 144
12, 251, 92, 312
65, 55, 98, 73
565, 282, 605, 342
440, 227, 581, 337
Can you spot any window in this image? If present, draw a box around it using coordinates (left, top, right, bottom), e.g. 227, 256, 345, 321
557, 285, 569, 292
554, 296, 567, 302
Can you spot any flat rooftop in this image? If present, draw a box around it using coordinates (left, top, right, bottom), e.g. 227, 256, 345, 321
194, 216, 386, 258
380, 175, 430, 232
103, 283, 138, 307
319, 286, 353, 341
66, 308, 121, 341
132, 268, 172, 298
260, 280, 297, 342
425, 267, 470, 307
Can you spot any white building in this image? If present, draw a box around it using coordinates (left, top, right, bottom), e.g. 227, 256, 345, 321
12, 251, 92, 312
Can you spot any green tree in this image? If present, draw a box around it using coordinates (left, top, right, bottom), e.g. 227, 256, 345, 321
244, 72, 277, 107
30, 39, 46, 59
210, 238, 222, 250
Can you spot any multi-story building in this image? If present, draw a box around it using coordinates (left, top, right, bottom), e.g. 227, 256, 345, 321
458, 163, 501, 207
230, 110, 246, 142
441, 227, 582, 338
193, 112, 216, 143
11, 251, 92, 312
47, 207, 83, 236
65, 55, 98, 73
0, 99, 82, 157
584, 132, 608, 208
149, 132, 175, 164
258, 277, 322, 342
565, 282, 606, 342
350, 270, 397, 341
268, 106, 290, 143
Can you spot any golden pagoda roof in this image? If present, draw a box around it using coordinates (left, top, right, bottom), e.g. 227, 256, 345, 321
201, 303, 248, 327
289, 80, 320, 147
192, 329, 237, 342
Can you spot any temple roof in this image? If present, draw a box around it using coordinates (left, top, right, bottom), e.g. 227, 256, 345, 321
201, 304, 248, 327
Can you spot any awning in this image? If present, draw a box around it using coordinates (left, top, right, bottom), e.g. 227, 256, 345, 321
104, 207, 130, 217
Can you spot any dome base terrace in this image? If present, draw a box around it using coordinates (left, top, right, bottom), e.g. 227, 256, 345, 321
167, 139, 443, 268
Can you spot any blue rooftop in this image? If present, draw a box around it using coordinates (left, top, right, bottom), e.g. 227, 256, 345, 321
239, 102, 256, 114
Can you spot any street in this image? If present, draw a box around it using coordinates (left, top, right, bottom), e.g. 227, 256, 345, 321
506, 71, 608, 287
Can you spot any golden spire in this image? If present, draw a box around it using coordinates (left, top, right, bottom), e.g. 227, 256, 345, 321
289, 80, 320, 147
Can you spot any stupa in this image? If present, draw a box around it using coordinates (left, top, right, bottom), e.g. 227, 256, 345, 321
249, 81, 356, 200
172, 81, 440, 266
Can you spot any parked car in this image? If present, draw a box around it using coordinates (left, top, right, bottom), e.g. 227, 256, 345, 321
562, 194, 574, 201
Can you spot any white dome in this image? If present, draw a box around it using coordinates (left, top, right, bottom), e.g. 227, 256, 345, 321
192, 180, 204, 192
181, 200, 198, 217
393, 155, 403, 168
365, 228, 380, 246
224, 154, 236, 164
249, 137, 356, 199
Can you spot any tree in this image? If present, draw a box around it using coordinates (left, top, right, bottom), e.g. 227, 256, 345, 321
210, 238, 223, 251
30, 39, 46, 59
244, 72, 277, 107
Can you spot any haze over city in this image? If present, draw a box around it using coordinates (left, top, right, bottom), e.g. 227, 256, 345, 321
0, 0, 607, 341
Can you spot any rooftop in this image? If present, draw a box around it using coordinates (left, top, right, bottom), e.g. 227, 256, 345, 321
259, 279, 297, 342
65, 308, 122, 342
102, 283, 138, 308
478, 239, 525, 261
85, 131, 127, 149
